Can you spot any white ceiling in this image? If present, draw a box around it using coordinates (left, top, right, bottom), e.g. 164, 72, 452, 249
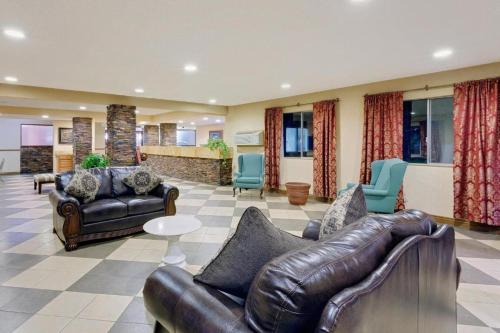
1, 0, 499, 106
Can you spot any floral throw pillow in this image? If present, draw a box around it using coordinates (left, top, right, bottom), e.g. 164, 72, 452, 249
319, 184, 367, 239
122, 166, 161, 195
64, 167, 101, 203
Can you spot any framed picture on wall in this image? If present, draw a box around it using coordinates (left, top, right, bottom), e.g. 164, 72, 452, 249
58, 128, 73, 144
209, 130, 223, 140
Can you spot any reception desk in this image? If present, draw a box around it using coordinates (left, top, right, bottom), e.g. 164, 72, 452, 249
141, 146, 233, 185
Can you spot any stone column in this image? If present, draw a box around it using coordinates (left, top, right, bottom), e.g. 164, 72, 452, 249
160, 123, 177, 146
143, 125, 160, 146
106, 104, 136, 166
72, 117, 93, 168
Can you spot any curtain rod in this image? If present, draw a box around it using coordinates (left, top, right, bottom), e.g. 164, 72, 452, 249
364, 83, 454, 97
279, 98, 340, 109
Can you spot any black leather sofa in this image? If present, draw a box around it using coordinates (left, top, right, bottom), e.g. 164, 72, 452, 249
49, 167, 179, 251
143, 210, 459, 333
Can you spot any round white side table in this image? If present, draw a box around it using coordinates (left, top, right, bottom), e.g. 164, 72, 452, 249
143, 215, 202, 268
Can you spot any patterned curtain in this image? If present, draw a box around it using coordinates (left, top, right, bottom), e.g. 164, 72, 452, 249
264, 107, 283, 189
313, 100, 337, 199
453, 79, 499, 226
360, 92, 405, 210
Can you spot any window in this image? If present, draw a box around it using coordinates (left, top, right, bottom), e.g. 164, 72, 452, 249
403, 96, 454, 164
21, 124, 53, 146
176, 129, 196, 146
283, 111, 313, 157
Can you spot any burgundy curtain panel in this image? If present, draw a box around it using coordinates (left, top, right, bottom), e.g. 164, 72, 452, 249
313, 100, 337, 199
453, 79, 500, 226
264, 107, 283, 189
360, 92, 405, 210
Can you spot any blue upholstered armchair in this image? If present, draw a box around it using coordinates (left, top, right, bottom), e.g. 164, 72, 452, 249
343, 158, 408, 213
233, 154, 265, 198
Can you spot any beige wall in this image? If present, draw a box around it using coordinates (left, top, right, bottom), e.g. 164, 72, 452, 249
225, 61, 500, 218
196, 124, 225, 146
52, 120, 73, 170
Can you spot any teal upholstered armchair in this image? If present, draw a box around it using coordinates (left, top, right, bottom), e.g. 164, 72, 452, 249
343, 158, 408, 213
233, 154, 265, 198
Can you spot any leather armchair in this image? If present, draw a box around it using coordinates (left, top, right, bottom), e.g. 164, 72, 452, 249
341, 158, 408, 213
233, 154, 265, 198
49, 167, 179, 251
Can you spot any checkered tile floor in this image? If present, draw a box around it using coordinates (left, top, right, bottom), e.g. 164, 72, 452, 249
0, 174, 499, 333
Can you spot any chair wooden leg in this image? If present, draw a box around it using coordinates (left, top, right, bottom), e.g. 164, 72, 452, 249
239, 188, 241, 193
38, 183, 42, 194
260, 188, 263, 199
34, 181, 37, 190
233, 187, 236, 197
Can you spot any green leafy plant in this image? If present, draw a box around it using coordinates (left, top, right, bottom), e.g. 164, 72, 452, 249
207, 138, 230, 166
80, 153, 110, 169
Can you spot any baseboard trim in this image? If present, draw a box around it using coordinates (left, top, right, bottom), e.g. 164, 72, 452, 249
431, 215, 500, 234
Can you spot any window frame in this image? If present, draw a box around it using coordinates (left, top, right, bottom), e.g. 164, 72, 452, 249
282, 110, 313, 159
403, 95, 454, 167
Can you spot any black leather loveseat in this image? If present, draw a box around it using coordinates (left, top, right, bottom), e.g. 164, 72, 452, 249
143, 210, 459, 333
49, 167, 179, 251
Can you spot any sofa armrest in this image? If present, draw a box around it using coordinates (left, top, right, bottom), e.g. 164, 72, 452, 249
49, 190, 80, 217
143, 266, 253, 333
153, 183, 179, 216
302, 219, 322, 240
363, 188, 389, 197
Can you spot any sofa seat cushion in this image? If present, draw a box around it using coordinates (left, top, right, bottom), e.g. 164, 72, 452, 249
236, 176, 261, 184
80, 199, 128, 224
117, 195, 164, 215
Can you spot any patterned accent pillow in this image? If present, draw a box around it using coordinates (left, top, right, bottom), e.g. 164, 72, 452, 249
319, 184, 367, 239
64, 167, 101, 203
122, 166, 161, 195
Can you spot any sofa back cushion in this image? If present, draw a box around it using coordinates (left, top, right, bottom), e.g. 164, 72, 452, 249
110, 166, 137, 197
56, 167, 113, 199
244, 217, 394, 333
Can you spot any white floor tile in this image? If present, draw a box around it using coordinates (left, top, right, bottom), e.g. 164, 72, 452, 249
61, 318, 113, 333
78, 294, 133, 321
13, 314, 72, 333
38, 291, 96, 317
460, 301, 500, 328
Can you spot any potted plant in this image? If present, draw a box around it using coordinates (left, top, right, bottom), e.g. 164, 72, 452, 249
80, 153, 110, 169
207, 138, 230, 166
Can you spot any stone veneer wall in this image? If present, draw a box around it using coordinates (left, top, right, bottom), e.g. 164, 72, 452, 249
147, 154, 232, 185
160, 123, 177, 146
20, 146, 53, 173
106, 104, 136, 166
72, 117, 93, 167
143, 125, 160, 146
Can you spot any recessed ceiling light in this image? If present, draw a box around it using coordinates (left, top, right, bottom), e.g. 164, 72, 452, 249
184, 64, 198, 73
79, 106, 87, 110
42, 115, 49, 119
203, 117, 209, 121
3, 28, 26, 40
134, 88, 144, 93
433, 48, 453, 59
281, 83, 291, 89
4, 76, 18, 83
215, 119, 221, 123
190, 122, 195, 125
178, 120, 184, 124
135, 110, 140, 114
208, 99, 217, 104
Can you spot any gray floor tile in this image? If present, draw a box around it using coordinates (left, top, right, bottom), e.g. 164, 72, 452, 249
195, 215, 232, 227
0, 253, 47, 270
266, 202, 302, 210
55, 238, 126, 259
117, 297, 155, 324
458, 260, 500, 285
0, 287, 60, 313
271, 218, 310, 231
304, 211, 324, 220
180, 194, 211, 200
204, 200, 237, 207
68, 274, 148, 296
109, 322, 154, 333
0, 267, 25, 284
176, 205, 201, 215
83, 260, 158, 279
456, 239, 500, 259
234, 207, 269, 217
0, 310, 31, 333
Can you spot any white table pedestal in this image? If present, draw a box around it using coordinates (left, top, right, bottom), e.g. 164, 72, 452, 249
162, 235, 186, 267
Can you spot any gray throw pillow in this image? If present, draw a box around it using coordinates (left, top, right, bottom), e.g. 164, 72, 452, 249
319, 184, 367, 239
122, 165, 161, 195
194, 207, 312, 298
64, 167, 101, 203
